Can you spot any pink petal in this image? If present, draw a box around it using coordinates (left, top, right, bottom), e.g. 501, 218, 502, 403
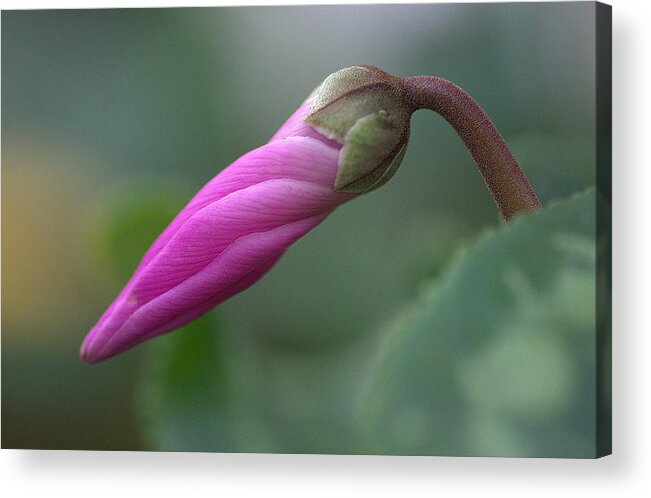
81, 135, 354, 363
82, 213, 329, 362
133, 178, 348, 304
135, 136, 342, 274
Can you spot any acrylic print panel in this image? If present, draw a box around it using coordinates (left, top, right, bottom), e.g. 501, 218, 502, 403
1, 2, 611, 457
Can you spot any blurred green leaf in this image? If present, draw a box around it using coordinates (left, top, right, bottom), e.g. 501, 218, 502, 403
136, 314, 235, 452
136, 313, 298, 452
137, 313, 365, 453
355, 188, 598, 457
89, 184, 190, 281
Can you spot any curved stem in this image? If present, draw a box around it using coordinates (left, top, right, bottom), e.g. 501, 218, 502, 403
403, 76, 541, 221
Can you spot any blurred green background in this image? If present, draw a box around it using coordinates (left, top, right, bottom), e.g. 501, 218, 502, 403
2, 4, 601, 456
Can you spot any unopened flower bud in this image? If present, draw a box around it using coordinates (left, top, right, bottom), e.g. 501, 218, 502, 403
81, 65, 540, 363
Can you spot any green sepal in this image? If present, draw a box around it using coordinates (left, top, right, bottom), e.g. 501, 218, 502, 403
304, 66, 412, 193
366, 142, 408, 192
335, 112, 409, 193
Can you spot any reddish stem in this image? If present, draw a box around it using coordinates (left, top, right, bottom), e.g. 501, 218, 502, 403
403, 76, 541, 221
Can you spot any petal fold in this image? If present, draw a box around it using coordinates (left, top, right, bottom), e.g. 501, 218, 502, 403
81, 126, 354, 363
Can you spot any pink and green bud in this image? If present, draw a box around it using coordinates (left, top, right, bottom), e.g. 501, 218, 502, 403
80, 67, 412, 363
81, 66, 539, 363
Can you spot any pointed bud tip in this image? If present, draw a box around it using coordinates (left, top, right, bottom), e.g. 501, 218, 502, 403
79, 344, 93, 364
79, 338, 102, 364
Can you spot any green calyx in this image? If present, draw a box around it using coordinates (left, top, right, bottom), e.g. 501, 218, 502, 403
304, 66, 412, 193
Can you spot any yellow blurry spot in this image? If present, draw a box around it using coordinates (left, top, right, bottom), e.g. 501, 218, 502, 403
2, 132, 102, 344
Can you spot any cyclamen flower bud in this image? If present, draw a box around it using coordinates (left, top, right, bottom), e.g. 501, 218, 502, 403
81, 66, 411, 363
81, 65, 540, 363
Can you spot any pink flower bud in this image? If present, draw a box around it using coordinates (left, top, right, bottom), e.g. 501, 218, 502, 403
81, 66, 468, 363
84, 64, 530, 364
80, 100, 354, 363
